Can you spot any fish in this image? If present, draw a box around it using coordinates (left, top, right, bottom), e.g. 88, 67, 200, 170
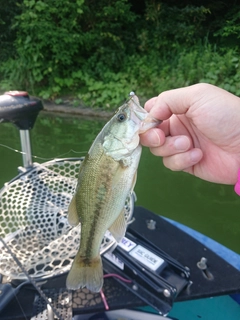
66, 92, 160, 292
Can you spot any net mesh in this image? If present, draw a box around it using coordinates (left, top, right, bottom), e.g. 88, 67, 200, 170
0, 158, 135, 280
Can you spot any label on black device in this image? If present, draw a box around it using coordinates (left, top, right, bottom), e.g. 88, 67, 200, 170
104, 232, 165, 272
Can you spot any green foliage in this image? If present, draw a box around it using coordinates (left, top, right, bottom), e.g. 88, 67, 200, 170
0, 0, 86, 95
142, 2, 210, 52
0, 0, 23, 61
0, 0, 136, 100
214, 6, 240, 47
160, 45, 240, 96
126, 44, 240, 98
0, 0, 240, 109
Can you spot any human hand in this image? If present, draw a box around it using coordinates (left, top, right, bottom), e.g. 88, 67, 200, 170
140, 83, 240, 184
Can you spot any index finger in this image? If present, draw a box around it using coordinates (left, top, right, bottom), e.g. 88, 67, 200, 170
144, 97, 157, 112
145, 84, 204, 121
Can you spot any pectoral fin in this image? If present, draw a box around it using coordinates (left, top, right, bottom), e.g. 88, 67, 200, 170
68, 194, 79, 226
108, 209, 127, 243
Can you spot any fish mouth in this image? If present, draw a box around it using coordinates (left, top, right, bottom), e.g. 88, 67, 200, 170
133, 108, 161, 134
129, 94, 161, 133
139, 115, 161, 134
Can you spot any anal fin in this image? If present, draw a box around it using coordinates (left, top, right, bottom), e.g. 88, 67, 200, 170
108, 208, 127, 243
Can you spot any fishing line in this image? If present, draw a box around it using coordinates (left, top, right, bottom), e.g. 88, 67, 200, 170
0, 237, 64, 320
0, 143, 87, 160
10, 286, 29, 320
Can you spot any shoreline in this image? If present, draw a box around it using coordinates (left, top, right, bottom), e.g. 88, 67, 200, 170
43, 101, 113, 119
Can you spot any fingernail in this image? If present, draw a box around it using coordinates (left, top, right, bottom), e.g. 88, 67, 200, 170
148, 129, 160, 147
174, 137, 189, 151
190, 149, 201, 163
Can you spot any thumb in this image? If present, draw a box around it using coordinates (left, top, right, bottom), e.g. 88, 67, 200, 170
147, 84, 203, 120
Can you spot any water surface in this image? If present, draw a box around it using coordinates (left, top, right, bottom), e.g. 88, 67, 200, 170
0, 111, 239, 253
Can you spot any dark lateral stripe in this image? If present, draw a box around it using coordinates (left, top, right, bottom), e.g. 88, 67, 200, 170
83, 154, 116, 260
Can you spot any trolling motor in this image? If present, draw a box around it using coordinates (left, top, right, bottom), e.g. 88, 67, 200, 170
0, 91, 43, 168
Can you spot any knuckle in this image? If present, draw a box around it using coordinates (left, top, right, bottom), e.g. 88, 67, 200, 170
163, 154, 186, 171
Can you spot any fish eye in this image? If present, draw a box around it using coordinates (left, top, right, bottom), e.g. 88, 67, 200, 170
117, 113, 127, 122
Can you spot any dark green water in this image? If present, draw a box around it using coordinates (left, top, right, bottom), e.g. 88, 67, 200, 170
0, 111, 239, 253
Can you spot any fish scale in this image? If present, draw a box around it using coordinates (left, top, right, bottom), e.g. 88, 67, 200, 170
78, 144, 128, 257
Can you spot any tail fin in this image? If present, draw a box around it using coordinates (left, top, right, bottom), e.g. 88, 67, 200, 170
66, 254, 103, 293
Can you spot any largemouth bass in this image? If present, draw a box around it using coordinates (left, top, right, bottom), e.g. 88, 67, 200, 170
66, 93, 159, 292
